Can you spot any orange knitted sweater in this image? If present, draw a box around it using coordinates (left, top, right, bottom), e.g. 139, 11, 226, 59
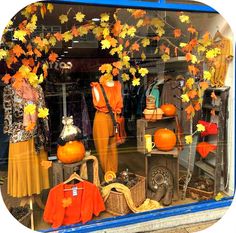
43, 181, 105, 228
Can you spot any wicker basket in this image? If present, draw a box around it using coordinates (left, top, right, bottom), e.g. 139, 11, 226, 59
146, 95, 156, 109
143, 108, 163, 122
105, 175, 146, 216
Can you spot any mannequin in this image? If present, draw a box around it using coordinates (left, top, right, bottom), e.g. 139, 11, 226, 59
91, 79, 123, 174
3, 79, 50, 208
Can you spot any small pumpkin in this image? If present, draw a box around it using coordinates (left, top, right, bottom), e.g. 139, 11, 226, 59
57, 140, 85, 164
160, 104, 176, 116
154, 128, 176, 151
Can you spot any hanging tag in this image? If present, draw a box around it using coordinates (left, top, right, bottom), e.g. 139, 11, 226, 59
72, 186, 78, 196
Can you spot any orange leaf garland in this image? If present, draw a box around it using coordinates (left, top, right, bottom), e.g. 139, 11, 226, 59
132, 10, 146, 19
173, 28, 181, 38
131, 42, 140, 52
111, 20, 122, 37
71, 26, 79, 37
125, 40, 130, 48
188, 26, 197, 34
185, 104, 195, 119
112, 61, 122, 70
199, 82, 209, 90
112, 68, 119, 76
188, 65, 199, 76
34, 48, 42, 57
185, 53, 192, 62
49, 52, 58, 62
12, 44, 25, 57
194, 102, 201, 111
54, 32, 63, 41
188, 90, 197, 99
1, 74, 11, 84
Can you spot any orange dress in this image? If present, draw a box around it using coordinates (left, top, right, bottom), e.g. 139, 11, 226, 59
43, 181, 105, 228
91, 81, 123, 173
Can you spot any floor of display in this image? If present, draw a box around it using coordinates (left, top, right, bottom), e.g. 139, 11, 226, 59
0, 138, 220, 231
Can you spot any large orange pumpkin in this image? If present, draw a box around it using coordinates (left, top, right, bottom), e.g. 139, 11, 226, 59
154, 128, 176, 151
160, 104, 176, 116
57, 140, 85, 164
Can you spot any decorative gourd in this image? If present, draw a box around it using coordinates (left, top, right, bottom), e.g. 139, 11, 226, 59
154, 128, 176, 151
57, 140, 85, 164
160, 104, 176, 116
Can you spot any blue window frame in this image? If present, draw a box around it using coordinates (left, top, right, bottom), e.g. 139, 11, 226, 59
41, 1, 234, 232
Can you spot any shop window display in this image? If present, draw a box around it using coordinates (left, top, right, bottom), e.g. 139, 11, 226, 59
0, 1, 234, 232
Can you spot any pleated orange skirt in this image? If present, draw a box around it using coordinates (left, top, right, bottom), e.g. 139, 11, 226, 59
7, 138, 50, 198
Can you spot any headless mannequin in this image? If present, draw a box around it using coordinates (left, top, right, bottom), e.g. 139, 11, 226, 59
93, 80, 115, 102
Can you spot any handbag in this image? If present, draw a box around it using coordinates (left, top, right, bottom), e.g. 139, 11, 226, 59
99, 83, 126, 145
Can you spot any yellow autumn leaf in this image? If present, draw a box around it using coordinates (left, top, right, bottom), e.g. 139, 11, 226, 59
127, 27, 136, 37
154, 48, 158, 55
24, 104, 36, 115
186, 78, 195, 89
185, 135, 193, 144
123, 55, 130, 62
99, 64, 113, 73
47, 3, 54, 13
179, 14, 190, 23
103, 28, 110, 38
206, 48, 221, 59
93, 27, 104, 38
129, 67, 136, 76
101, 13, 109, 22
38, 107, 49, 118
179, 42, 187, 48
121, 73, 130, 82
101, 39, 111, 49
156, 27, 165, 37
38, 74, 44, 84
49, 36, 57, 46
151, 18, 165, 28
138, 68, 148, 77
181, 94, 190, 103
141, 38, 150, 47
161, 54, 170, 62
196, 124, 205, 132
63, 31, 73, 42
203, 71, 212, 81
215, 192, 224, 201
132, 78, 140, 86
75, 12, 85, 22
13, 30, 27, 42
28, 72, 39, 88
136, 19, 144, 28
19, 65, 31, 77
0, 49, 7, 60
141, 52, 146, 61
197, 45, 206, 53
59, 14, 68, 24
191, 55, 198, 64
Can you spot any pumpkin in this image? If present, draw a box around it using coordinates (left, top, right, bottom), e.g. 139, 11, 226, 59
160, 104, 176, 116
154, 128, 176, 151
57, 140, 85, 164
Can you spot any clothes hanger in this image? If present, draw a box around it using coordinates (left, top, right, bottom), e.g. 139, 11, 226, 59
213, 30, 224, 42
63, 172, 84, 184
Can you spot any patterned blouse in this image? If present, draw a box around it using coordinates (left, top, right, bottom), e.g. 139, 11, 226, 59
3, 84, 49, 153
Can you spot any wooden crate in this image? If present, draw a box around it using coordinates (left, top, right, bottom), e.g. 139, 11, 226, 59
105, 175, 146, 216
137, 117, 178, 154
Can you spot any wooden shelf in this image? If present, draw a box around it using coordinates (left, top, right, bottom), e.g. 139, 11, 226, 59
146, 147, 179, 158
202, 104, 220, 111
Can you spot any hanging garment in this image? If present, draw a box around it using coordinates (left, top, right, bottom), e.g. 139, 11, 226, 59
7, 138, 49, 197
43, 181, 105, 228
211, 37, 233, 87
81, 94, 92, 137
102, 183, 162, 213
93, 111, 118, 173
3, 84, 49, 153
150, 84, 160, 108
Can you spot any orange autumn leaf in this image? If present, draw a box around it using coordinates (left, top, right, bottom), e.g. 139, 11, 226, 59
131, 42, 140, 52
41, 160, 52, 169
185, 52, 192, 62
62, 197, 72, 208
33, 62, 40, 74
22, 58, 34, 67
194, 102, 201, 111
159, 44, 166, 53
112, 20, 122, 37
12, 44, 25, 57
27, 44, 34, 56
211, 91, 217, 100
49, 52, 58, 62
118, 38, 124, 44
112, 68, 119, 76
125, 40, 130, 48
34, 36, 44, 47
152, 36, 160, 41
185, 104, 195, 119
71, 26, 79, 37
132, 10, 146, 19
1, 74, 11, 84
106, 36, 117, 47
165, 47, 170, 55
188, 90, 197, 99
202, 32, 210, 43
199, 82, 209, 90
12, 78, 23, 90
40, 4, 47, 19
25, 122, 36, 131
34, 48, 42, 57
173, 28, 181, 38
112, 61, 122, 70
188, 65, 199, 76
189, 38, 198, 48
54, 32, 63, 41
18, 20, 27, 30
188, 26, 197, 34
6, 56, 18, 69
